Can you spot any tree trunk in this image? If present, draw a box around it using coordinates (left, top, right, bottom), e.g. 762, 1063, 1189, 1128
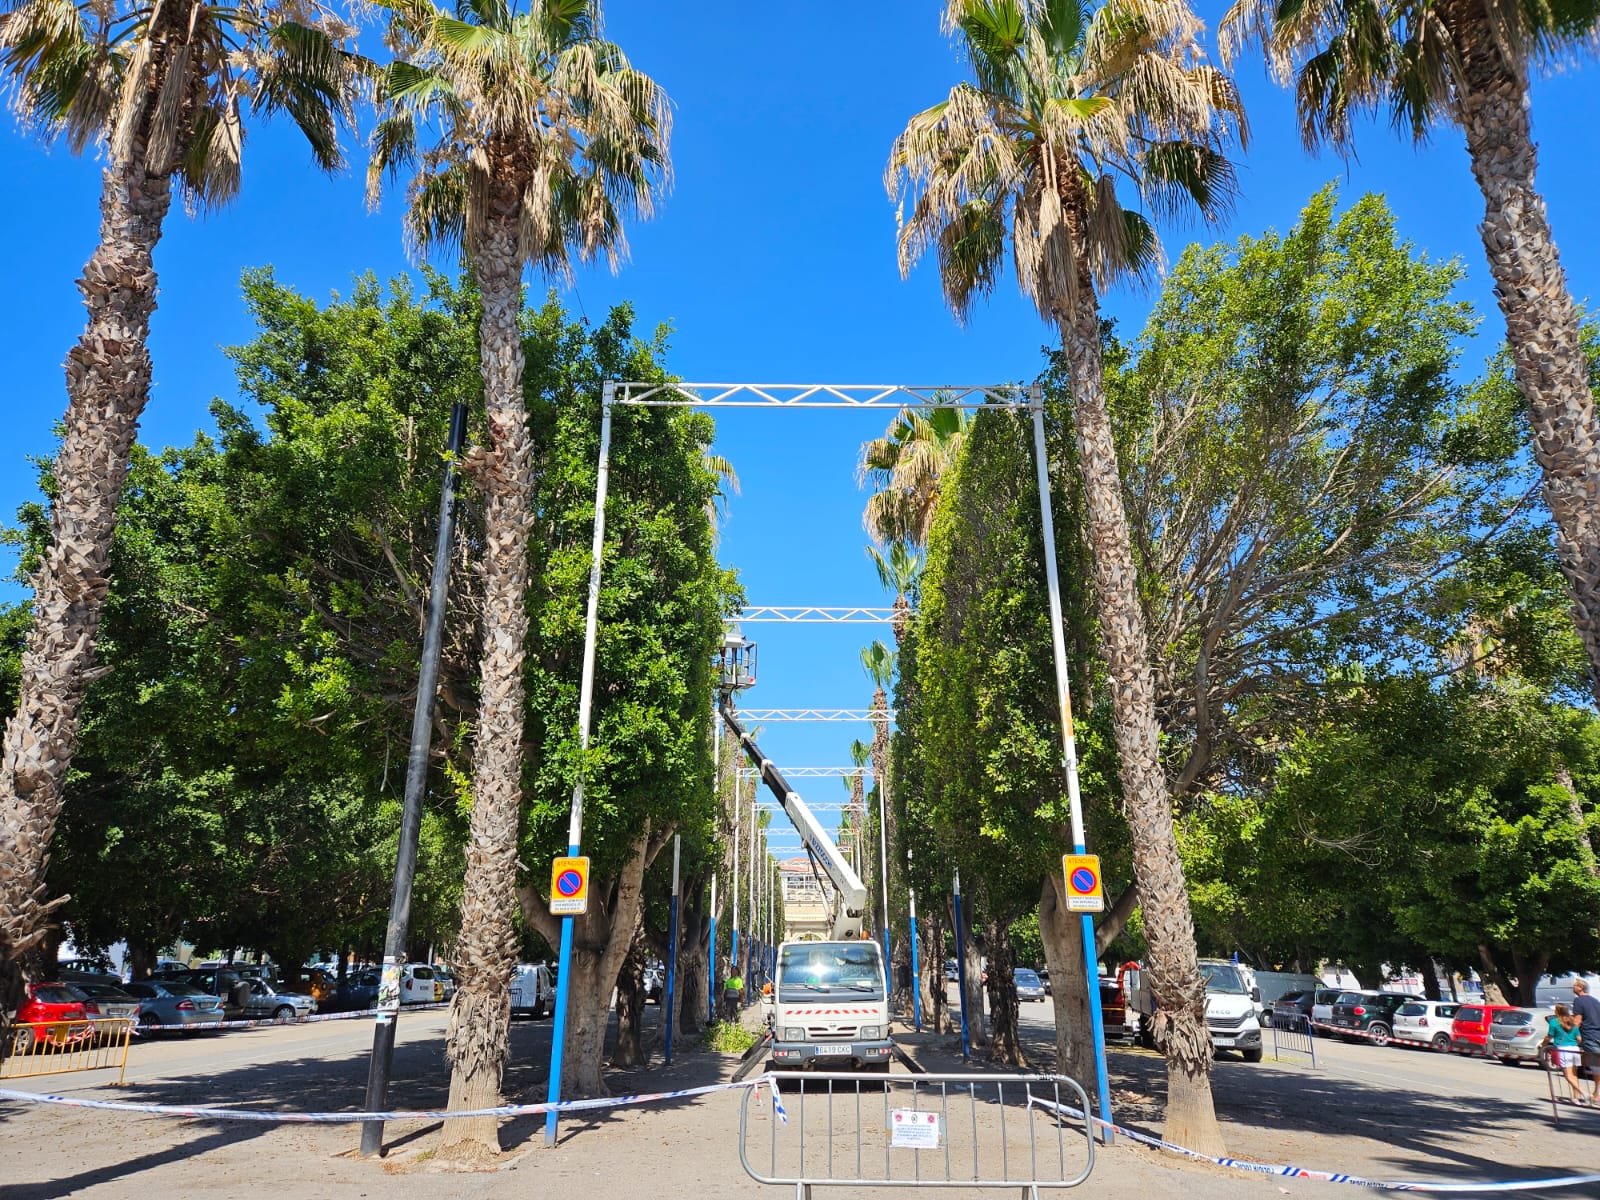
1449, 5, 1600, 710
1476, 943, 1514, 1006
1509, 948, 1548, 1007
1040, 874, 1095, 1085
983, 917, 1024, 1066
611, 923, 647, 1069
915, 906, 945, 1032
438, 216, 532, 1158
0, 155, 172, 1057
677, 875, 710, 1037
952, 892, 987, 1046
1057, 290, 1222, 1155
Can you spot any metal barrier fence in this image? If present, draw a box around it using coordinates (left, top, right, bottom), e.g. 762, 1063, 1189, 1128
2, 1019, 133, 1085
739, 1071, 1094, 1199
1271, 1012, 1317, 1066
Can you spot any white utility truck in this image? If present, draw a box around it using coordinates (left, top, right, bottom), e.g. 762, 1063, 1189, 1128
1124, 957, 1263, 1062
717, 629, 894, 1072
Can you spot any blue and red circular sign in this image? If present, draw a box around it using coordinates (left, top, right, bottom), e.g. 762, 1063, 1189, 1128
1070, 867, 1097, 894
556, 869, 584, 897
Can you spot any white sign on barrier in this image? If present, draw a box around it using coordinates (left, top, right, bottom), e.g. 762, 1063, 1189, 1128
889, 1109, 941, 1149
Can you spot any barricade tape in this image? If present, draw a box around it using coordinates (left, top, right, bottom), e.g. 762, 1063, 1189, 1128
138, 1002, 450, 1034
0, 1072, 787, 1125
1026, 1094, 1600, 1193
1309, 1020, 1493, 1055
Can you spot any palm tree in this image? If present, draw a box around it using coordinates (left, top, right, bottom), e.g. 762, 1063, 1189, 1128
1219, 0, 1600, 709
848, 738, 871, 876
0, 0, 358, 1051
367, 0, 669, 1154
860, 641, 896, 951
859, 403, 970, 547
867, 543, 922, 645
886, 0, 1246, 1153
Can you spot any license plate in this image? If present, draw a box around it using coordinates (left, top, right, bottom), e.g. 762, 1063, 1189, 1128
1213, 1037, 1235, 1047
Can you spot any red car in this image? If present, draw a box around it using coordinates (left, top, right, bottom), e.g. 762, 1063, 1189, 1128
14, 982, 98, 1050
1449, 1003, 1517, 1054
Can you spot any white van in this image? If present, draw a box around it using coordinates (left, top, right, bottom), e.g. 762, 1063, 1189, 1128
399, 963, 441, 1005
511, 964, 553, 1019
1535, 973, 1600, 1009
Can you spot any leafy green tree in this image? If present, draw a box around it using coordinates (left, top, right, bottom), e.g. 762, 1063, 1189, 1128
367, 0, 671, 1147
888, 0, 1247, 1149
1220, 0, 1600, 711
0, 0, 360, 1044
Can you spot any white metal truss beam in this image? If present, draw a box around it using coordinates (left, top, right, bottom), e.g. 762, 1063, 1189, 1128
735, 606, 897, 623
615, 381, 1031, 409
733, 708, 891, 722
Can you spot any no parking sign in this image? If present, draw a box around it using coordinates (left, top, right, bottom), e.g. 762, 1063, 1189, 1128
549, 856, 591, 916
1061, 854, 1105, 913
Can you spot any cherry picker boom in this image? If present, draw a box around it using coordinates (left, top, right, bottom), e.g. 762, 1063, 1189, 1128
717, 628, 893, 1072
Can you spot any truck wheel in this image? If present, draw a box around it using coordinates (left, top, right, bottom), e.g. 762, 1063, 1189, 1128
1242, 1048, 1263, 1063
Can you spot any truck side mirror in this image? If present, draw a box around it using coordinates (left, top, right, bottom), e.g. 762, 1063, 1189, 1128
1250, 987, 1261, 1003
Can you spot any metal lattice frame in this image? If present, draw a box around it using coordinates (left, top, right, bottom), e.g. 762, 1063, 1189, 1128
616, 381, 1031, 409
737, 606, 897, 623
738, 766, 868, 778
733, 708, 891, 723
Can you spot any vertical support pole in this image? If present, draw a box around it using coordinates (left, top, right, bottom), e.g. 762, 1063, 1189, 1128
544, 383, 615, 1149
361, 402, 467, 1158
909, 886, 922, 1032
708, 874, 718, 1025
731, 774, 741, 998
665, 834, 680, 1065
1030, 386, 1113, 1144
748, 793, 758, 990
953, 868, 970, 1063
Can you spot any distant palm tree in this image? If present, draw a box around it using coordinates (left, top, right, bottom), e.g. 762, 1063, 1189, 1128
860, 642, 896, 946
367, 0, 669, 1153
859, 404, 969, 548
1220, 0, 1600, 708
848, 739, 871, 876
887, 0, 1245, 1153
0, 0, 359, 1052
868, 543, 922, 646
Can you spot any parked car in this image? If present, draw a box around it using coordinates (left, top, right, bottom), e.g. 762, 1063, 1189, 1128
1450, 1003, 1518, 1055
1327, 991, 1418, 1044
121, 981, 226, 1029
511, 964, 554, 1019
1486, 1007, 1557, 1067
643, 964, 664, 1005
65, 982, 141, 1027
1391, 1000, 1460, 1051
945, 959, 959, 982
1272, 991, 1316, 1022
13, 983, 95, 1050
56, 957, 120, 986
1039, 967, 1052, 996
1310, 987, 1346, 1026
1014, 968, 1047, 1003
336, 969, 382, 1012
177, 968, 252, 1018
433, 965, 457, 1001
234, 978, 315, 1020
398, 963, 441, 1006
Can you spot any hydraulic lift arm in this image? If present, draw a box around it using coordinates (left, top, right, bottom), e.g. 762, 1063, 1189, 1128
718, 695, 869, 939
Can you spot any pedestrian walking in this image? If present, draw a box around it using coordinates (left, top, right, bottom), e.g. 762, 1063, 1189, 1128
1542, 1003, 1585, 1102
1570, 978, 1600, 1105
722, 970, 744, 1022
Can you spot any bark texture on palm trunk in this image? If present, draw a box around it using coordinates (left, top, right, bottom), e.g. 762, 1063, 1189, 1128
1448, 2, 1600, 709
870, 684, 896, 949
1057, 290, 1223, 1155
0, 158, 171, 1048
439, 215, 531, 1157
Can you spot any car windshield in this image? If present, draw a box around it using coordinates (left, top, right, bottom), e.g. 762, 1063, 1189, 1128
1015, 970, 1041, 986
1397, 1003, 1425, 1016
779, 943, 884, 1000
33, 986, 80, 1004
1336, 992, 1367, 1005
77, 984, 130, 999
1199, 964, 1246, 994
162, 983, 207, 997
410, 967, 434, 980
1493, 1010, 1533, 1026
1457, 1007, 1483, 1021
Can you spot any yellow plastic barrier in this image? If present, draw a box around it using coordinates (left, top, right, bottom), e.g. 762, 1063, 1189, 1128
2, 1019, 132, 1086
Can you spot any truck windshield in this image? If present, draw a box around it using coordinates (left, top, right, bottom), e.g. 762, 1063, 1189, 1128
778, 943, 884, 1002
1199, 963, 1247, 994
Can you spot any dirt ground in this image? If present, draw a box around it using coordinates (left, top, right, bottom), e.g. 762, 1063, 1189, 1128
1, 1000, 1595, 1199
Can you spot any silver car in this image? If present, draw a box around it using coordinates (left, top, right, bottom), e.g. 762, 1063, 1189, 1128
65, 982, 141, 1026
238, 978, 316, 1020
1486, 1007, 1555, 1066
121, 981, 226, 1028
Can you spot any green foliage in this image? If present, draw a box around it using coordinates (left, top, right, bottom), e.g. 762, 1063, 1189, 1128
702, 1019, 758, 1054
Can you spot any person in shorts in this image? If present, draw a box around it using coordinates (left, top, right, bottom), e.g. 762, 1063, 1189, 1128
1571, 978, 1600, 1104
1544, 1003, 1585, 1101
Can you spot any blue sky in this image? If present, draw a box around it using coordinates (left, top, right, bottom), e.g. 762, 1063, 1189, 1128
2, 2, 1596, 858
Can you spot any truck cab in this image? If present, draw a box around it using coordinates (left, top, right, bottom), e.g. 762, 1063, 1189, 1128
1125, 958, 1264, 1062
765, 939, 893, 1071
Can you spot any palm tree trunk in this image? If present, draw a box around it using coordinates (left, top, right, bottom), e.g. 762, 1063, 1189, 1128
1449, 5, 1600, 710
1056, 293, 1224, 1156
439, 214, 531, 1158
870, 685, 897, 950
0, 157, 172, 1055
